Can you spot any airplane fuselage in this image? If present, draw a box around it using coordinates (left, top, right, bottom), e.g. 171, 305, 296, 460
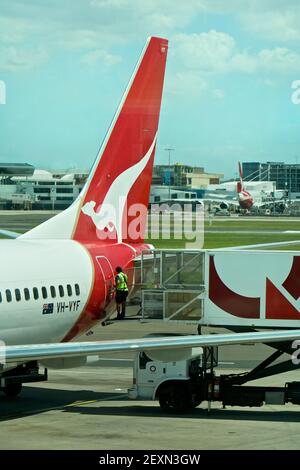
0, 239, 147, 347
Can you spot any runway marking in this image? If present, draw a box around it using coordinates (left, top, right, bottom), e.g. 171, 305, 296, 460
66, 393, 126, 408
65, 400, 98, 407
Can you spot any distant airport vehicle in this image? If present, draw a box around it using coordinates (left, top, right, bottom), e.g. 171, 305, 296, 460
1, 37, 300, 413
11, 193, 36, 210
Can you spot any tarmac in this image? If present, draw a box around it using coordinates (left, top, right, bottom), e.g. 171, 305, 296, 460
0, 210, 59, 233
1, 314, 300, 450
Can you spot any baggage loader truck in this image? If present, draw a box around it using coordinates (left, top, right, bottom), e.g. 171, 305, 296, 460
132, 248, 300, 412
128, 347, 300, 413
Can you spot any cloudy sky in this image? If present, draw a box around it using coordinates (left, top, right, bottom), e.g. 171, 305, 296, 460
0, 0, 299, 178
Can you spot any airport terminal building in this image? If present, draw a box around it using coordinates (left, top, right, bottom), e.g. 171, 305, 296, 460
0, 163, 87, 210
0, 162, 223, 210
243, 161, 300, 199
2, 161, 297, 211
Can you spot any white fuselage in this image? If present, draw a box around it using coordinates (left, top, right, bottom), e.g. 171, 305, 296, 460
0, 239, 93, 346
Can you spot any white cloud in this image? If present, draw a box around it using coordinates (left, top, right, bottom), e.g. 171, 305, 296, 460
166, 71, 208, 96
0, 16, 43, 44
0, 46, 48, 71
261, 78, 277, 88
0, 0, 206, 73
90, 0, 205, 29
0, 9, 123, 71
239, 9, 300, 43
2, 0, 202, 70
1, 0, 300, 74
173, 31, 235, 73
198, 0, 300, 43
258, 48, 300, 73
172, 31, 300, 75
90, 0, 128, 7
59, 29, 114, 50
81, 49, 121, 65
230, 52, 257, 74
139, 0, 300, 44
212, 88, 225, 99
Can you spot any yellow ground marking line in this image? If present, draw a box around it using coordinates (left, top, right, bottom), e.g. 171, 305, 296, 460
65, 400, 97, 407
65, 394, 126, 407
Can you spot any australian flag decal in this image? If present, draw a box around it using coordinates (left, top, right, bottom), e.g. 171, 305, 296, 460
43, 303, 54, 314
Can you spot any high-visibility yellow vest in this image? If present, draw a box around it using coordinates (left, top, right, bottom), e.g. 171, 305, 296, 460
117, 272, 128, 291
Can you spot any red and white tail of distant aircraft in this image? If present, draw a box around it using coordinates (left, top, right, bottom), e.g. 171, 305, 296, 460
208, 162, 284, 212
204, 162, 255, 212
1, 37, 300, 388
236, 162, 288, 211
236, 161, 254, 210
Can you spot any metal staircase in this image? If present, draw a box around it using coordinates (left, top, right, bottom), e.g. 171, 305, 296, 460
135, 250, 205, 323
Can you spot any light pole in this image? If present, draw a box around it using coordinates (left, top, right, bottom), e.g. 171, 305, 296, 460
165, 147, 174, 200
296, 157, 299, 195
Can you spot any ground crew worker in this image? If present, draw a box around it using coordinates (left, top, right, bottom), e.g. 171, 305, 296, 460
115, 266, 129, 319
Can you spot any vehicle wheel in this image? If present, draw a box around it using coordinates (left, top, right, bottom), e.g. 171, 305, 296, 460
3, 383, 22, 397
190, 393, 202, 409
158, 383, 193, 413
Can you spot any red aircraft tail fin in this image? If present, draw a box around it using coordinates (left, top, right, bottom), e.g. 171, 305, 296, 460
22, 37, 168, 244
237, 161, 244, 193
73, 36, 168, 244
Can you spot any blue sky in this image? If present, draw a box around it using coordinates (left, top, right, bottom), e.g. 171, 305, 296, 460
0, 0, 300, 179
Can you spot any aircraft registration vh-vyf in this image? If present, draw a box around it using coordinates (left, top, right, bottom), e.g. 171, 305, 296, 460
1, 37, 300, 408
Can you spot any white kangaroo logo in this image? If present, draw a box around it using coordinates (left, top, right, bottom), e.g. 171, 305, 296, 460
81, 133, 157, 243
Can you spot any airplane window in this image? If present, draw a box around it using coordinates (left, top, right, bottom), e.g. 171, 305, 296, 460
50, 286, 56, 298
15, 289, 21, 301
24, 288, 30, 301
6, 289, 12, 302
67, 284, 72, 296
75, 284, 80, 296
42, 287, 47, 299
59, 285, 64, 297
33, 287, 39, 300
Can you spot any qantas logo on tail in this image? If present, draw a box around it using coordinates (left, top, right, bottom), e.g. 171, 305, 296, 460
81, 133, 157, 243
